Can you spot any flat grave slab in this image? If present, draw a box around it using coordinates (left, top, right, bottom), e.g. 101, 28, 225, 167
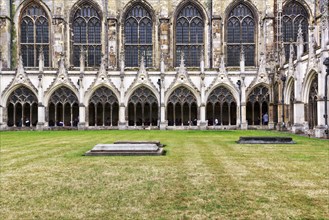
113, 141, 164, 147
237, 136, 295, 144
85, 143, 165, 156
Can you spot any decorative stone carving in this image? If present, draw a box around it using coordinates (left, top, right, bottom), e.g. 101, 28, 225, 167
166, 52, 199, 93
108, 18, 117, 69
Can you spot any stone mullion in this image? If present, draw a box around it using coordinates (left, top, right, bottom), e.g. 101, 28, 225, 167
181, 104, 184, 126
220, 103, 223, 126
102, 104, 105, 126
142, 103, 145, 126
62, 103, 65, 125
94, 105, 97, 126
149, 103, 152, 126
13, 104, 16, 127
70, 105, 73, 127
110, 104, 113, 127
30, 105, 33, 126
252, 103, 255, 125
189, 104, 191, 127
173, 104, 176, 126
212, 103, 215, 125
134, 104, 137, 126
228, 103, 231, 126
22, 103, 25, 127
260, 103, 263, 125
54, 104, 57, 127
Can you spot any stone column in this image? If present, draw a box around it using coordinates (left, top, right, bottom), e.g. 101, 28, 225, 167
37, 75, 45, 130
159, 73, 166, 130
199, 71, 207, 129
292, 63, 305, 133
78, 74, 86, 129
118, 76, 126, 130
240, 75, 248, 129
314, 54, 329, 137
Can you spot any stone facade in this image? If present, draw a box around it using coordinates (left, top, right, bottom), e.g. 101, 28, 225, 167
0, 0, 328, 137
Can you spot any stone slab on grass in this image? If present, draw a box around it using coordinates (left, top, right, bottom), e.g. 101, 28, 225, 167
237, 136, 296, 144
85, 143, 165, 156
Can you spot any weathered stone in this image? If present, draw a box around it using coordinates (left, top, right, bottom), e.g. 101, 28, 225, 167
85, 143, 164, 156
237, 136, 295, 144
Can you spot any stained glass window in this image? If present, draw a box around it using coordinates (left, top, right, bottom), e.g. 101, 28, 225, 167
227, 4, 255, 66
73, 4, 101, 67
125, 5, 153, 67
20, 4, 49, 67
282, 1, 309, 59
176, 4, 204, 66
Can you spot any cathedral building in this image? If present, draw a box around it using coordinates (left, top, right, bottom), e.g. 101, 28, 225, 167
0, 0, 328, 137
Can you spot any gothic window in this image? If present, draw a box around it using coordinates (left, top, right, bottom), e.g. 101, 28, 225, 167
20, 4, 49, 67
227, 3, 255, 66
89, 87, 119, 126
167, 87, 197, 126
246, 85, 269, 125
176, 4, 204, 67
128, 87, 158, 126
125, 5, 153, 67
6, 87, 38, 127
206, 87, 237, 126
73, 4, 101, 67
48, 87, 79, 126
282, 1, 309, 59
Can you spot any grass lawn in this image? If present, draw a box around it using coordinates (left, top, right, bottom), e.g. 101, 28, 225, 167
0, 130, 328, 219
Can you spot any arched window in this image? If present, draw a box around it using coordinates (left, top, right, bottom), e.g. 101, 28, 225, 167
48, 87, 79, 126
6, 87, 38, 127
125, 5, 153, 67
206, 87, 237, 126
20, 3, 49, 67
246, 85, 269, 125
227, 3, 255, 66
176, 4, 204, 67
89, 87, 119, 126
128, 87, 158, 126
282, 1, 309, 59
167, 87, 197, 126
72, 4, 101, 67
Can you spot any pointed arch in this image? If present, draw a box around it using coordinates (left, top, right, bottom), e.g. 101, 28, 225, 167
47, 86, 79, 127
6, 86, 38, 127
206, 85, 238, 126
282, 0, 310, 59
17, 1, 51, 67
70, 0, 103, 67
246, 84, 270, 125
122, 1, 155, 67
166, 86, 198, 126
225, 1, 257, 67
174, 0, 207, 67
87, 86, 119, 126
127, 86, 158, 126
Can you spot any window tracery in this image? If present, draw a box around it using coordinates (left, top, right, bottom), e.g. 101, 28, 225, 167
282, 1, 309, 59
125, 5, 153, 67
227, 3, 255, 66
20, 3, 49, 67
73, 4, 101, 67
176, 4, 204, 66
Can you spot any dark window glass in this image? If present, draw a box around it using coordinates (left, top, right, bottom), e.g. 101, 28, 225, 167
124, 5, 152, 67
175, 4, 204, 66
73, 4, 101, 67
227, 4, 255, 66
282, 1, 309, 59
20, 4, 49, 67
